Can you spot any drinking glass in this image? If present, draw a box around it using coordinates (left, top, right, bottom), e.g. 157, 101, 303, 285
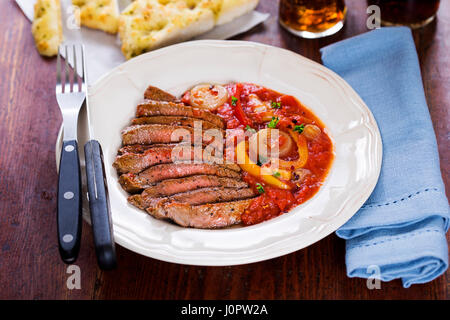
279, 0, 347, 39
367, 0, 440, 29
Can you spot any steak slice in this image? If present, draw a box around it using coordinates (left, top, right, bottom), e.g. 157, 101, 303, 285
121, 124, 221, 146
163, 199, 253, 228
113, 145, 233, 174
138, 175, 248, 198
136, 100, 224, 129
119, 163, 241, 193
132, 187, 256, 218
129, 182, 252, 210
118, 143, 177, 155
131, 116, 220, 130
144, 85, 178, 102
113, 145, 176, 174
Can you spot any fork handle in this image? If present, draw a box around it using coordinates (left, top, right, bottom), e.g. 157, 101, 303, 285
84, 140, 117, 270
57, 140, 82, 264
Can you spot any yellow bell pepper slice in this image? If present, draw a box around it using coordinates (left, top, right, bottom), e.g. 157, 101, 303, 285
277, 130, 308, 170
236, 140, 292, 190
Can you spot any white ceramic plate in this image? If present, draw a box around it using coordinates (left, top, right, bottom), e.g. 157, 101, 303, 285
56, 40, 382, 266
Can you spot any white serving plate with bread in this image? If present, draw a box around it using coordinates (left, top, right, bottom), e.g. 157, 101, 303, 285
56, 40, 382, 266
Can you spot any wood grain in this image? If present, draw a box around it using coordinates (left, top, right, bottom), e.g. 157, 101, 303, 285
0, 0, 448, 300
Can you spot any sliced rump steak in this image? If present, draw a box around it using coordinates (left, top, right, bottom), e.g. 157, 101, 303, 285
114, 145, 237, 175
115, 85, 256, 229
136, 175, 248, 198
118, 143, 177, 155
131, 116, 221, 130
119, 163, 241, 193
133, 187, 256, 221
113, 145, 176, 174
143, 85, 178, 102
163, 199, 254, 228
129, 186, 256, 211
136, 100, 224, 129
121, 124, 222, 146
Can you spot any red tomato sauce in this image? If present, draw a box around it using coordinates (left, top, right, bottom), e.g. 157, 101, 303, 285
184, 83, 334, 226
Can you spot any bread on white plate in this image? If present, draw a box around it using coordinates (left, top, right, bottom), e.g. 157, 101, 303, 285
32, 0, 63, 57
118, 0, 215, 60
118, 0, 260, 60
72, 0, 120, 34
215, 0, 259, 26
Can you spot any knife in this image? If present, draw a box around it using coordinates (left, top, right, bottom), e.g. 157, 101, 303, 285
81, 51, 117, 270
84, 140, 117, 270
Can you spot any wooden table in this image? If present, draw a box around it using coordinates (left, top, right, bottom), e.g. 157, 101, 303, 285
0, 0, 448, 300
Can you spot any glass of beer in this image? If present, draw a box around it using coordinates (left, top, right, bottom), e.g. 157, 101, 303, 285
367, 0, 440, 29
279, 0, 347, 39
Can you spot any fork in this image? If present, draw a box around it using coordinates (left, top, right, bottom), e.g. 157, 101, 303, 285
56, 44, 86, 264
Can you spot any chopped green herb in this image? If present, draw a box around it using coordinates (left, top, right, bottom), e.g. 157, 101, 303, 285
271, 101, 281, 109
267, 117, 279, 129
231, 96, 238, 106
245, 125, 256, 133
294, 123, 305, 133
256, 183, 265, 194
273, 171, 281, 178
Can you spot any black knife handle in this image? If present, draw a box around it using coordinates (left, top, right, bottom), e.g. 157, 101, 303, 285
57, 140, 82, 264
84, 140, 117, 270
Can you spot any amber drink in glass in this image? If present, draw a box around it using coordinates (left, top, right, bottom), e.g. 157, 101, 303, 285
279, 0, 347, 39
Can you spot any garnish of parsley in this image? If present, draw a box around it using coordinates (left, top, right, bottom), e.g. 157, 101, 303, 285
294, 123, 305, 133
256, 183, 265, 194
267, 117, 279, 128
271, 101, 281, 109
231, 96, 238, 106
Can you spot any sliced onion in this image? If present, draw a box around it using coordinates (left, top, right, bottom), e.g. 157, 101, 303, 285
247, 94, 271, 113
190, 84, 228, 111
277, 130, 294, 158
277, 131, 308, 170
302, 124, 321, 140
248, 128, 308, 171
248, 128, 294, 162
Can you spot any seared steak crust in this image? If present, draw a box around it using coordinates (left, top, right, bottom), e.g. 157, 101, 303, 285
122, 124, 221, 146
144, 85, 178, 102
129, 186, 256, 210
131, 116, 220, 130
113, 145, 234, 175
113, 145, 176, 174
118, 144, 177, 155
119, 163, 241, 193
136, 100, 224, 129
138, 175, 248, 198
163, 199, 253, 228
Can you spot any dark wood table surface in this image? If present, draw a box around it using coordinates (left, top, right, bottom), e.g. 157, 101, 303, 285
0, 0, 448, 300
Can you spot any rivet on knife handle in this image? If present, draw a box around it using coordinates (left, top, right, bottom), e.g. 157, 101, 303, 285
84, 140, 117, 270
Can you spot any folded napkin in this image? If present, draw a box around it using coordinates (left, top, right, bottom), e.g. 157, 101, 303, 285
16, 0, 269, 84
321, 27, 449, 288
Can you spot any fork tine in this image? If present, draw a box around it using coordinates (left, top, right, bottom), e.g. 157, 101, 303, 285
80, 45, 86, 92
64, 45, 71, 93
56, 46, 62, 93
73, 44, 79, 92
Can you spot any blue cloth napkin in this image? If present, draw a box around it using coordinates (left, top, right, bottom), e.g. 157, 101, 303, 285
320, 27, 450, 288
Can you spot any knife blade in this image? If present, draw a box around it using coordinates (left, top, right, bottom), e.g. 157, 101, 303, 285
82, 52, 117, 270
